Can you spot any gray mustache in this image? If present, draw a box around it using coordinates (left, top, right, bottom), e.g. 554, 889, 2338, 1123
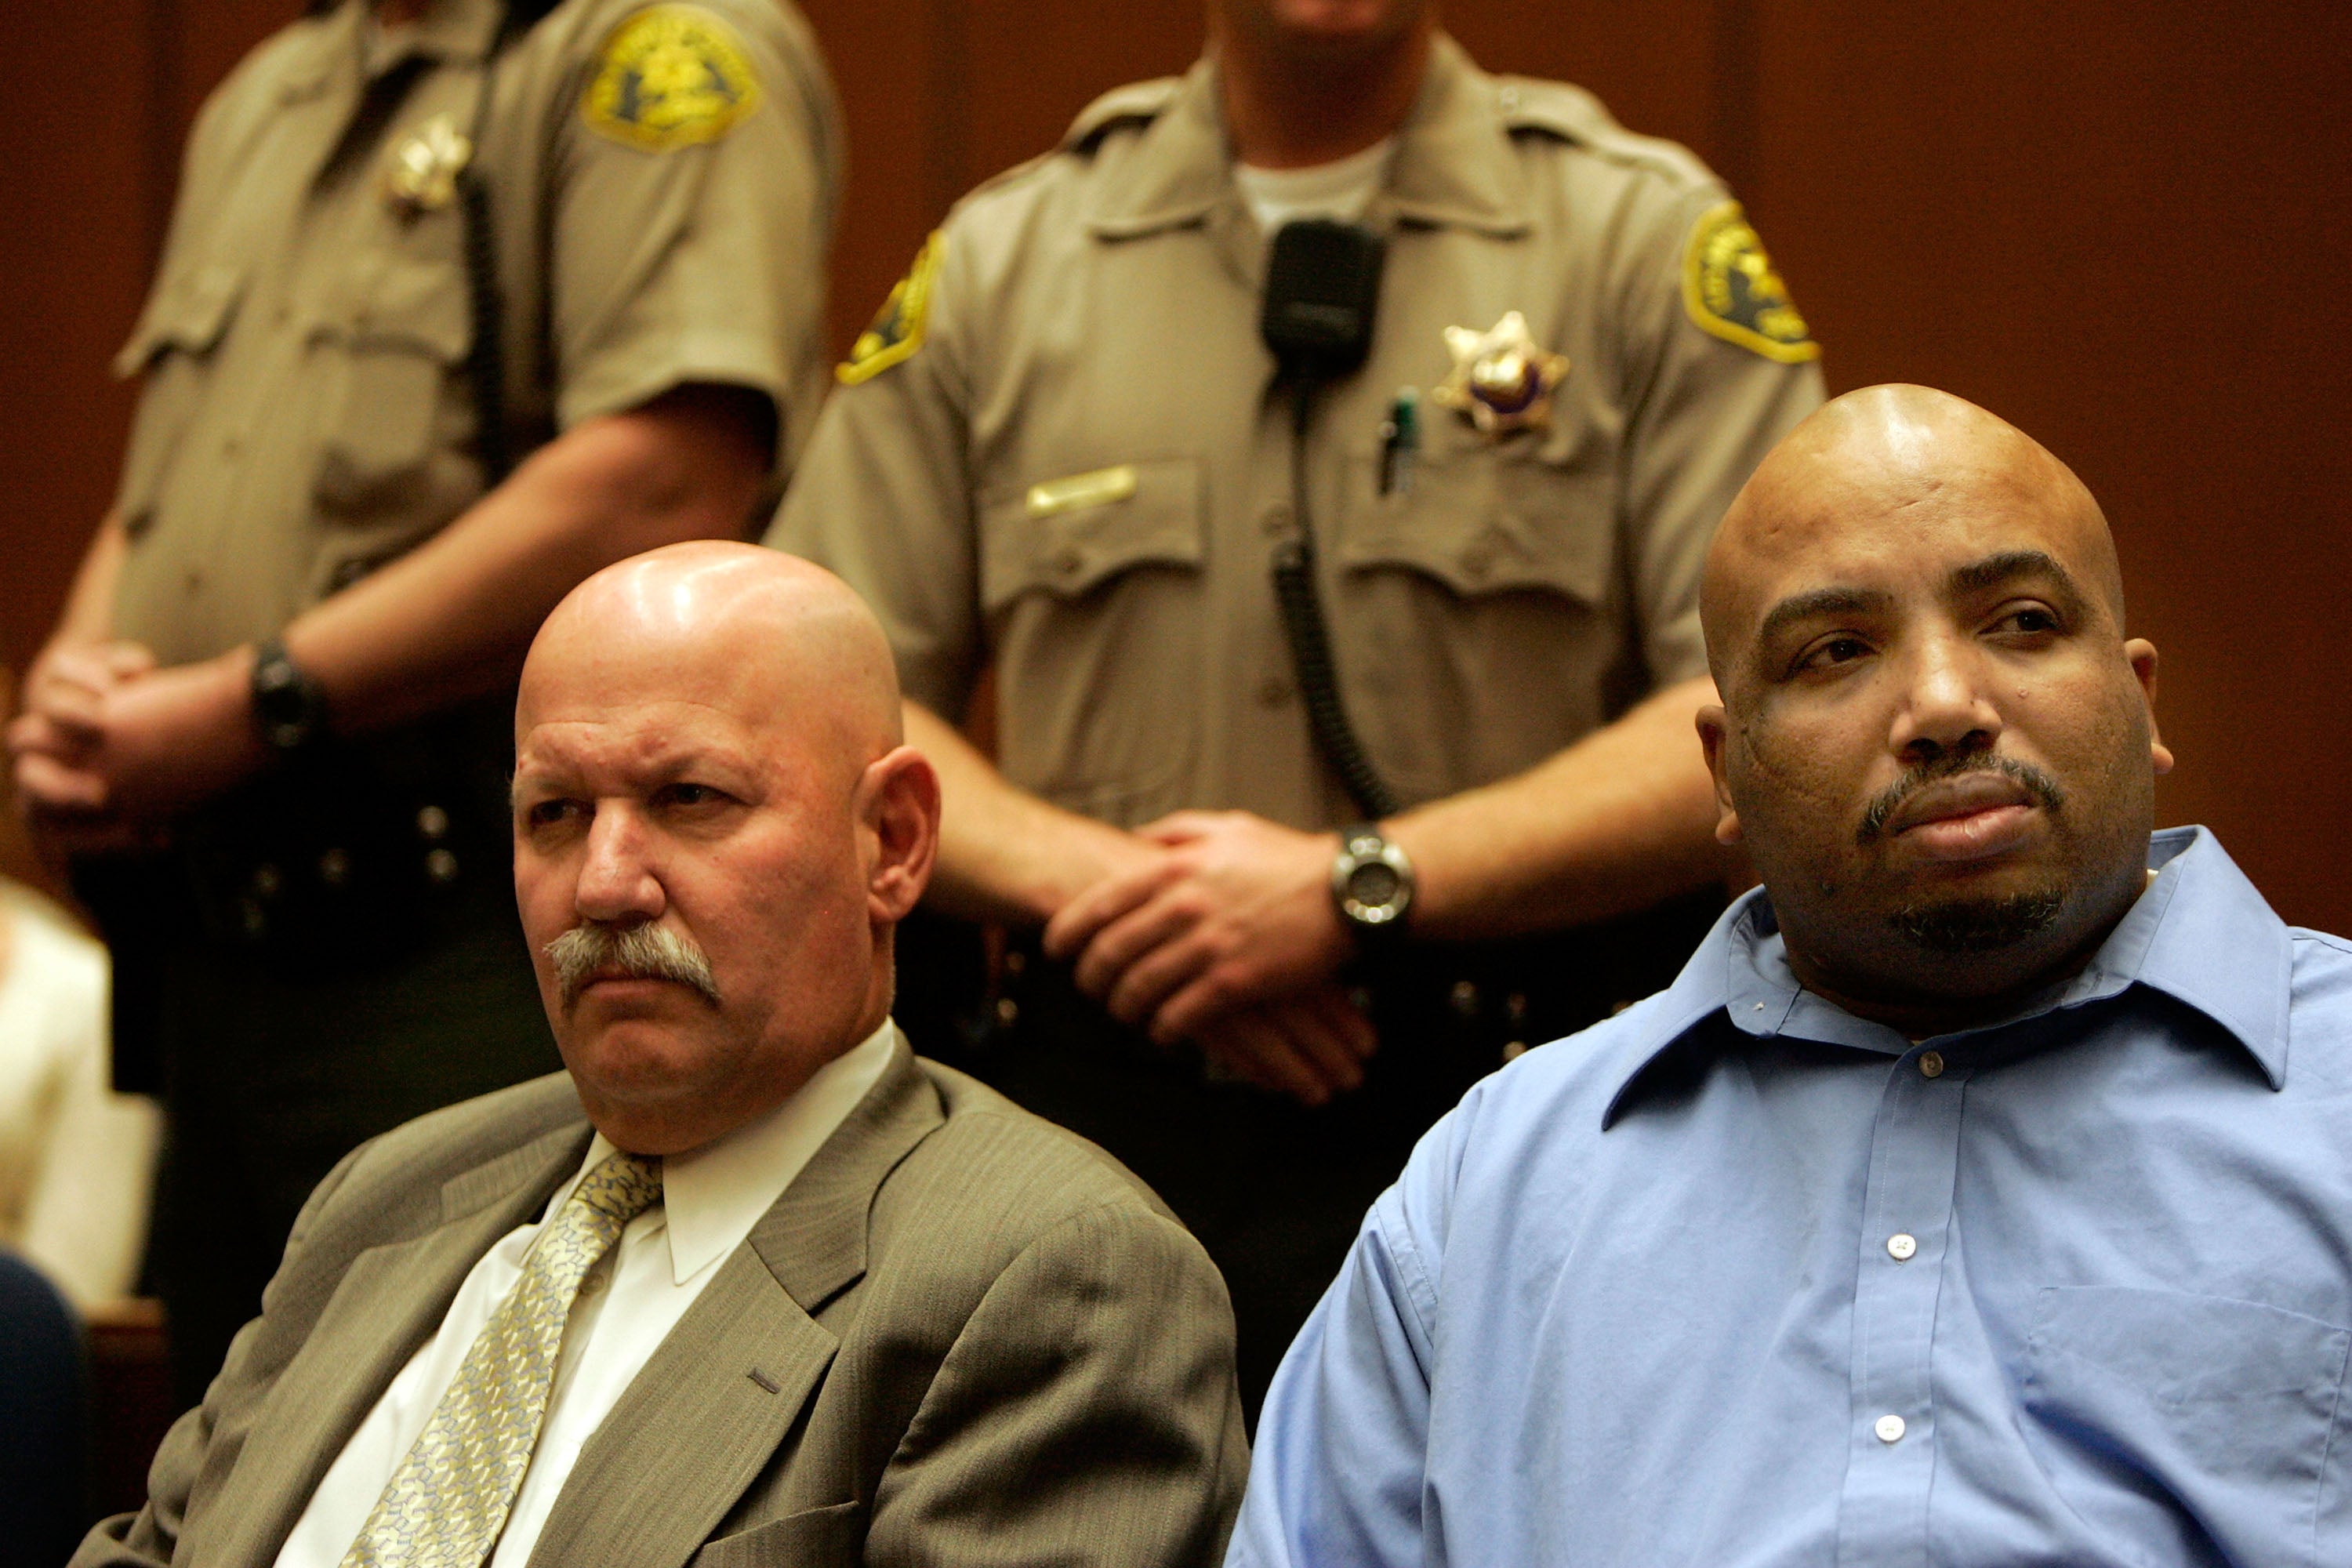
546, 922, 720, 1008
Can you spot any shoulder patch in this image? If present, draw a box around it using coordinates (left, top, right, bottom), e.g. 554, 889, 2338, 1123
1681, 200, 1820, 363
837, 230, 946, 386
582, 5, 760, 153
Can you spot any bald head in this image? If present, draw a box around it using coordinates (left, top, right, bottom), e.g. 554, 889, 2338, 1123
510, 542, 939, 1155
1703, 385, 2124, 694
522, 541, 902, 770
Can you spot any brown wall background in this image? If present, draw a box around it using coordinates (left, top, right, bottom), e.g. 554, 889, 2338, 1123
5, 1, 2347, 930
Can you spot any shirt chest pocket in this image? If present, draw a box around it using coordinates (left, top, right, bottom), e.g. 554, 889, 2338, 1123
314, 256, 471, 514
975, 457, 1207, 813
2022, 1285, 2352, 1567
1335, 444, 1617, 608
977, 457, 1205, 612
113, 260, 245, 532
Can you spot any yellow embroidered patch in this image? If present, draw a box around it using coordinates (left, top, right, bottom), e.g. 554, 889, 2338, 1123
582, 5, 760, 153
837, 230, 946, 385
1682, 201, 1820, 364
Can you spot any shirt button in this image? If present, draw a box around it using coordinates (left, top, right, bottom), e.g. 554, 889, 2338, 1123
1918, 1051, 1946, 1078
1255, 676, 1292, 708
1886, 1232, 1918, 1261
1261, 506, 1293, 536
1875, 1414, 1906, 1443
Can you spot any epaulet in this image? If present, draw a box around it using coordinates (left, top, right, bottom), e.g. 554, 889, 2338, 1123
1495, 74, 1719, 191
1059, 76, 1182, 153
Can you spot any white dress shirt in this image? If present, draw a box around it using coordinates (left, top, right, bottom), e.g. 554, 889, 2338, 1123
274, 1020, 899, 1568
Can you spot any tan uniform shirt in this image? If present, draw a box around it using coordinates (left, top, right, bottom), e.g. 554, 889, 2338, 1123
771, 37, 1824, 833
112, 0, 840, 667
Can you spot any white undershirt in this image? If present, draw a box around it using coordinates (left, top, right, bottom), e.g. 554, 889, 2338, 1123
1233, 137, 1396, 230
274, 1020, 900, 1568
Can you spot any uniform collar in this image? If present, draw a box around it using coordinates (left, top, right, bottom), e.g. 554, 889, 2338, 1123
272, 2, 367, 103
1605, 826, 2293, 1127
359, 0, 503, 79
1085, 34, 1530, 240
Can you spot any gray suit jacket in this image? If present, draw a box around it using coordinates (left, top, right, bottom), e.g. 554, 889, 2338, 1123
75, 1041, 1250, 1566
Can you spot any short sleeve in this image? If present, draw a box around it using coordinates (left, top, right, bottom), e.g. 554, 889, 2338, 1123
543, 1, 840, 440
764, 223, 987, 720
1614, 186, 1825, 686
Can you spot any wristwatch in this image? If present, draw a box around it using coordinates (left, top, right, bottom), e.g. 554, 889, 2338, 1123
1330, 823, 1415, 942
249, 638, 329, 755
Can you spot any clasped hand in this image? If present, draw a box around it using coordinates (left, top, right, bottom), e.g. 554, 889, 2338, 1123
1043, 810, 1375, 1106
7, 641, 261, 855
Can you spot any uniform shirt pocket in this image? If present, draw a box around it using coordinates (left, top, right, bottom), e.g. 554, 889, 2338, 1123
978, 458, 1204, 612
1337, 446, 1616, 607
2022, 1285, 2352, 1567
315, 256, 470, 514
1333, 443, 1628, 801
112, 260, 245, 533
976, 457, 1206, 815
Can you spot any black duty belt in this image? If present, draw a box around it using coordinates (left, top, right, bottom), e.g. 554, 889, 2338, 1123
72, 694, 517, 1093
985, 884, 1726, 1087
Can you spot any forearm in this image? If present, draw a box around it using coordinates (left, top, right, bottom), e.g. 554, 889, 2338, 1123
1388, 674, 1730, 941
283, 384, 771, 734
905, 700, 1148, 926
40, 513, 129, 652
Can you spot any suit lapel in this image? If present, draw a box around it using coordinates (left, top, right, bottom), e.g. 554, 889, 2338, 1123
525, 1041, 946, 1566
200, 1122, 591, 1568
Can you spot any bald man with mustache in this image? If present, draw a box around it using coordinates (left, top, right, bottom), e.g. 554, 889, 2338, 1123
77, 543, 1247, 1568
1229, 387, 2352, 1568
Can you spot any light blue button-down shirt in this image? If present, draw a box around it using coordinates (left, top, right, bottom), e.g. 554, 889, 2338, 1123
1232, 827, 2352, 1568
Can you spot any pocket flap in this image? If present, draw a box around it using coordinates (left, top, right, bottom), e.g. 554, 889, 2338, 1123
979, 456, 1203, 612
690, 1499, 862, 1566
1338, 449, 1614, 606
114, 260, 245, 376
345, 258, 470, 361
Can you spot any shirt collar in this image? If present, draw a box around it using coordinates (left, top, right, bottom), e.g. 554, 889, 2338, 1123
358, 0, 503, 80
1084, 34, 1530, 240
564, 1018, 902, 1287
1605, 827, 2292, 1127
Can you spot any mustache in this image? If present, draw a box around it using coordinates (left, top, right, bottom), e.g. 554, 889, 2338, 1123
545, 921, 720, 1009
1857, 751, 2067, 846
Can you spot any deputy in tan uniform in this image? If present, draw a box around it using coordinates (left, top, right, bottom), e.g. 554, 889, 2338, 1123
769, 0, 1821, 1412
9, 0, 838, 1406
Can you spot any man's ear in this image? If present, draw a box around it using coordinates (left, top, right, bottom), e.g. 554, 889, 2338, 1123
1695, 702, 1744, 846
2125, 638, 2175, 775
857, 745, 940, 923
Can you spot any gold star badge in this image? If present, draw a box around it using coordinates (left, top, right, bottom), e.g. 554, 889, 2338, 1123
1431, 311, 1569, 437
383, 113, 472, 216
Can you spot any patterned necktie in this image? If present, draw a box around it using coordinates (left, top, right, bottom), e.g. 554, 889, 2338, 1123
340, 1151, 665, 1568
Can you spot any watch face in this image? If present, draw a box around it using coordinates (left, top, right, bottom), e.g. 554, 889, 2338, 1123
1347, 861, 1401, 909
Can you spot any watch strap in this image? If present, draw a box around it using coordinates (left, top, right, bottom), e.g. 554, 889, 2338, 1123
250, 638, 328, 755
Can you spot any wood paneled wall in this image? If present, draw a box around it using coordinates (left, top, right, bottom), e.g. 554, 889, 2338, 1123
5, 2, 2347, 931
